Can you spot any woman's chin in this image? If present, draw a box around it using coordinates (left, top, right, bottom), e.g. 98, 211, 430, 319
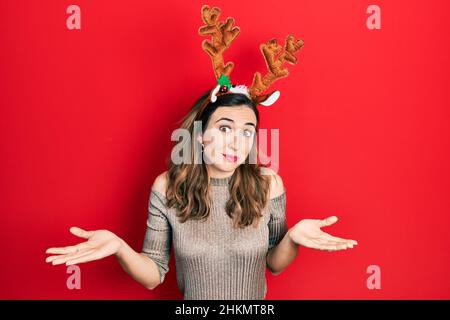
209, 162, 239, 173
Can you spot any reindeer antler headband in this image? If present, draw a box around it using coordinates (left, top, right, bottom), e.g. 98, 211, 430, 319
198, 4, 304, 114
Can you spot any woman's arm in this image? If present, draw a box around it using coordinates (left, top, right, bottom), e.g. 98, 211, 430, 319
116, 171, 172, 290
267, 217, 359, 275
45, 227, 162, 290
115, 238, 162, 290
266, 171, 358, 275
266, 229, 299, 275
45, 172, 171, 290
264, 170, 358, 275
264, 169, 299, 275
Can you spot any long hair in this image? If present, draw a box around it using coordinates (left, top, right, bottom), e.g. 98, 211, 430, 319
165, 89, 271, 229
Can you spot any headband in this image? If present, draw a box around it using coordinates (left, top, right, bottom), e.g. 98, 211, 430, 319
198, 4, 304, 113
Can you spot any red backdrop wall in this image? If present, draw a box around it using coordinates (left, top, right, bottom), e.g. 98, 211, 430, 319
1, 0, 449, 299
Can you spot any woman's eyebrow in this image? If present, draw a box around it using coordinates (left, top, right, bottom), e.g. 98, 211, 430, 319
215, 117, 256, 128
215, 117, 234, 123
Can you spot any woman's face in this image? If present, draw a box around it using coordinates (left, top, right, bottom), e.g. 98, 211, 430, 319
199, 105, 257, 175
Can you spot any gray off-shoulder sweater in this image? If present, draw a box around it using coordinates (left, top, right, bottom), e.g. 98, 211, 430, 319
141, 175, 288, 300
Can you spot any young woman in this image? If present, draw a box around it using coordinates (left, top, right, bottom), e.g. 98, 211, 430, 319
45, 90, 358, 300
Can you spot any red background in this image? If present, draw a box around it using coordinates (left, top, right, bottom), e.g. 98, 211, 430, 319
1, 0, 449, 299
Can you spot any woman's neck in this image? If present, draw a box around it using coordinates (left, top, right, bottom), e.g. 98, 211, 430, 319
205, 165, 235, 179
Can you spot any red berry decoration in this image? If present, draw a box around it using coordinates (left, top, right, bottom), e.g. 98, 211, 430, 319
219, 85, 229, 93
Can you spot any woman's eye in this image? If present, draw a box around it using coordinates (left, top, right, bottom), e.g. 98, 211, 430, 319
243, 129, 255, 137
219, 126, 232, 133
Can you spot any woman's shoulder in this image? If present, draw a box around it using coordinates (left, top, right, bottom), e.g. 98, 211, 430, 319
151, 170, 169, 197
260, 167, 285, 200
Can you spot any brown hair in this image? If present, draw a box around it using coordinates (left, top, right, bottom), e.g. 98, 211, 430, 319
165, 89, 271, 229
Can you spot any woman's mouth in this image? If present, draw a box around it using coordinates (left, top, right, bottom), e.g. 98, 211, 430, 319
222, 153, 238, 163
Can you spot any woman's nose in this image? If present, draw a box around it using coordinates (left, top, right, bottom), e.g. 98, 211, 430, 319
227, 131, 242, 151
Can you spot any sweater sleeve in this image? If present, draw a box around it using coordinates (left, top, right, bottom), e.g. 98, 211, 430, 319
141, 189, 172, 284
267, 190, 288, 251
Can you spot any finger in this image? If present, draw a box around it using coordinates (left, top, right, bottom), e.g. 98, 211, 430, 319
46, 246, 78, 255
70, 227, 94, 239
335, 243, 350, 250
319, 239, 351, 247
46, 247, 92, 263
321, 242, 353, 250
318, 245, 338, 251
316, 244, 339, 251
319, 216, 338, 228
320, 233, 349, 244
50, 248, 92, 265
65, 251, 103, 266
52, 249, 96, 266
323, 243, 353, 251
45, 242, 89, 255
312, 238, 345, 246
46, 254, 69, 263
320, 232, 358, 246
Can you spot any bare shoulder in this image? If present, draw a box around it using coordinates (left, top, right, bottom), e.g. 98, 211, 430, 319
151, 170, 169, 195
260, 167, 285, 199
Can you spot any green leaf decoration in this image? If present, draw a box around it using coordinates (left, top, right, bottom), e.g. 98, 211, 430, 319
217, 74, 232, 87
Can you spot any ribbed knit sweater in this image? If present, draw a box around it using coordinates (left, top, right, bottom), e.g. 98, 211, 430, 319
141, 175, 287, 300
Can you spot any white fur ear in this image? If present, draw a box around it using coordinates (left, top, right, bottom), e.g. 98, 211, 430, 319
210, 85, 221, 103
259, 90, 280, 106
229, 85, 251, 98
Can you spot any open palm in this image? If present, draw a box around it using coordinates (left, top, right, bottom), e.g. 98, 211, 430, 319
289, 216, 358, 251
45, 227, 122, 266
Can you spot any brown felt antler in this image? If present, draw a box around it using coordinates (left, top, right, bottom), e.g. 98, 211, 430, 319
249, 35, 304, 102
198, 5, 240, 80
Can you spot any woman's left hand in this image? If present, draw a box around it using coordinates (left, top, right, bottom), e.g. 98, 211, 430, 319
288, 216, 358, 251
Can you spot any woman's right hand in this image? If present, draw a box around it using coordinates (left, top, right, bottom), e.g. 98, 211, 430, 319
45, 227, 123, 266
